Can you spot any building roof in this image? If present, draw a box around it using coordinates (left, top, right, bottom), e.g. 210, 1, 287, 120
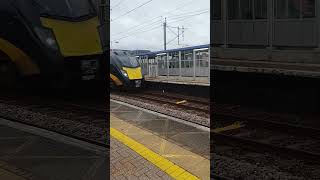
136, 44, 209, 57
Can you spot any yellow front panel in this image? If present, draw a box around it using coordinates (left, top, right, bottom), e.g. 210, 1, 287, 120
123, 67, 142, 80
41, 17, 103, 57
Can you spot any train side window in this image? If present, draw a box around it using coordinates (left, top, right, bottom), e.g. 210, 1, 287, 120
228, 0, 254, 19
228, 0, 240, 19
288, 0, 300, 18
254, 0, 267, 19
275, 0, 315, 19
213, 0, 222, 20
303, 0, 315, 18
240, 0, 253, 19
275, 0, 287, 19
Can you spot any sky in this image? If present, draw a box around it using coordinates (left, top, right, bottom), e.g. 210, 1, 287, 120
110, 0, 210, 51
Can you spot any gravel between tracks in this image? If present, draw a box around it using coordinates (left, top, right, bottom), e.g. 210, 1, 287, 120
111, 93, 210, 127
212, 153, 304, 180
0, 102, 107, 145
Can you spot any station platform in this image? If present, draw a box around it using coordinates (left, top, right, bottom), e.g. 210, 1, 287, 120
144, 76, 210, 86
0, 118, 107, 180
110, 100, 210, 180
213, 58, 320, 78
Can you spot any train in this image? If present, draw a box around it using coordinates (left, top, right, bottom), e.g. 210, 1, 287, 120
0, 0, 108, 88
110, 50, 144, 89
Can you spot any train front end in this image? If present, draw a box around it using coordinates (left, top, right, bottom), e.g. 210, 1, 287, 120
0, 0, 108, 88
110, 50, 144, 89
35, 0, 107, 86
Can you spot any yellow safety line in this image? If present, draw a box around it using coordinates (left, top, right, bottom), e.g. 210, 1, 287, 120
110, 128, 200, 180
213, 121, 245, 133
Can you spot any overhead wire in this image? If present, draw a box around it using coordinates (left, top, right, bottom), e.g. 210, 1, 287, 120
111, 0, 154, 22
111, 0, 209, 45
166, 8, 209, 19
167, 10, 209, 24
166, 36, 179, 45
167, 26, 178, 36
111, 16, 163, 36
112, 18, 163, 39
110, 0, 196, 36
112, 9, 208, 39
113, 10, 209, 41
111, 0, 126, 9
112, 24, 162, 41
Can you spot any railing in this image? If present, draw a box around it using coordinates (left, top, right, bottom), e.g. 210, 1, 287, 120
137, 48, 210, 80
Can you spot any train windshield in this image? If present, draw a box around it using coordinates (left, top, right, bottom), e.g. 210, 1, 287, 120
112, 51, 140, 68
33, 0, 96, 19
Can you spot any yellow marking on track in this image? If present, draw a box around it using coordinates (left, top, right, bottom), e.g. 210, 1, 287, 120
162, 154, 199, 158
213, 121, 245, 133
110, 128, 200, 180
176, 100, 187, 104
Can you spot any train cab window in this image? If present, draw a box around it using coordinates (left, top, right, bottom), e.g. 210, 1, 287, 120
213, 0, 222, 20
288, 0, 300, 18
275, 0, 287, 19
303, 0, 315, 18
276, 0, 315, 19
228, 0, 240, 19
240, 0, 253, 19
228, 0, 256, 20
254, 0, 267, 19
33, 0, 96, 19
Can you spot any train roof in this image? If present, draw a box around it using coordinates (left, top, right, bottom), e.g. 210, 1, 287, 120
136, 44, 209, 57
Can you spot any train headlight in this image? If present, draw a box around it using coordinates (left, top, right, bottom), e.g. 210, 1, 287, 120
121, 70, 128, 77
34, 27, 59, 51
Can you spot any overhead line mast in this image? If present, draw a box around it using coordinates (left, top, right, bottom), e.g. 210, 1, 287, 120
164, 18, 167, 50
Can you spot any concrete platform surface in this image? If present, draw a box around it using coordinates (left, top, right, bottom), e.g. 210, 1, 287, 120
110, 100, 210, 180
213, 58, 320, 78
0, 119, 108, 180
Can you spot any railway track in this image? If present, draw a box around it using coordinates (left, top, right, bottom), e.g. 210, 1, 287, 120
0, 95, 107, 147
143, 91, 209, 105
214, 103, 320, 163
112, 91, 209, 116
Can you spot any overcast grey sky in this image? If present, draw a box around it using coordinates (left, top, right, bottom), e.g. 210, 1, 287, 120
110, 0, 210, 51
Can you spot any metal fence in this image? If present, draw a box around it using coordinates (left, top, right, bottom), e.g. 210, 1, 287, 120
137, 47, 210, 80
213, 0, 318, 48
